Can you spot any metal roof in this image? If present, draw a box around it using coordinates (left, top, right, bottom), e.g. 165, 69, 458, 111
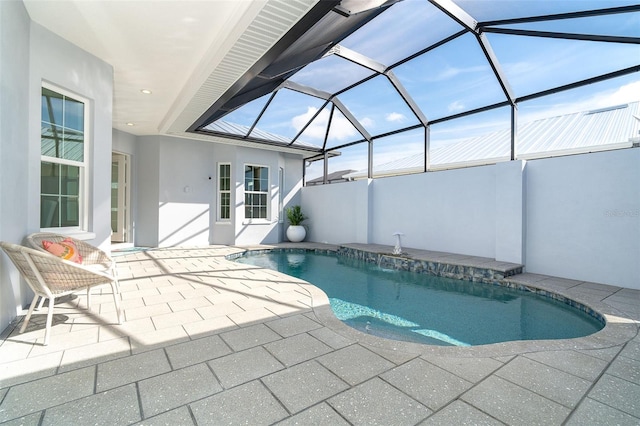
344, 101, 640, 179
205, 121, 321, 149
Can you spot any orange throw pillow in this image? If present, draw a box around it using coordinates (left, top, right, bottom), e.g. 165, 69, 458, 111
42, 238, 83, 264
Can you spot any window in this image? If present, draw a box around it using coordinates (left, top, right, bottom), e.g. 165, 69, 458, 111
218, 163, 231, 221
244, 165, 269, 219
40, 85, 87, 229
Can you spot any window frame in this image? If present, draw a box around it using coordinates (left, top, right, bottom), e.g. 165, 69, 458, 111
40, 82, 90, 233
217, 162, 232, 223
243, 164, 270, 223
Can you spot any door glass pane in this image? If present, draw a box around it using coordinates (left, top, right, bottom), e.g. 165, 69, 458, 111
111, 160, 119, 233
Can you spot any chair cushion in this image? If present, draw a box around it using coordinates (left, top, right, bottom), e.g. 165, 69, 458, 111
42, 238, 83, 264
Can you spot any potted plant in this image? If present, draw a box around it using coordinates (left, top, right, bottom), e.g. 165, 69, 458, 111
285, 205, 307, 242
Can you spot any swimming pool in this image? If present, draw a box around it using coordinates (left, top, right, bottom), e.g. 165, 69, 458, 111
235, 250, 604, 347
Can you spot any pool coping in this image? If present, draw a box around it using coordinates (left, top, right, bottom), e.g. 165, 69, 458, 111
230, 243, 638, 359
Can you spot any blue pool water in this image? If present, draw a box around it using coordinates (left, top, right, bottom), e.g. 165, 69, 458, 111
235, 251, 603, 346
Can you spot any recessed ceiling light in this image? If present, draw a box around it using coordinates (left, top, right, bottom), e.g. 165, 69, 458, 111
126, 122, 135, 126
140, 89, 152, 95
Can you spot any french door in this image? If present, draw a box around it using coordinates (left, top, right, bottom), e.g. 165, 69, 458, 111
111, 152, 129, 243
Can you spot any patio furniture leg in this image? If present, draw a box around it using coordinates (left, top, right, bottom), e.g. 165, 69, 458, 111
19, 296, 40, 334
44, 296, 55, 346
87, 287, 92, 310
36, 296, 46, 310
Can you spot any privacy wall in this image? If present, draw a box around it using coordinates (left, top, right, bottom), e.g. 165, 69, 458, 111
525, 148, 639, 289
302, 149, 639, 290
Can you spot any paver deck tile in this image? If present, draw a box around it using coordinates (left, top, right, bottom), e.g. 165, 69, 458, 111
461, 375, 571, 426
164, 334, 232, 369
0, 366, 95, 422
495, 356, 592, 408
138, 363, 222, 417
317, 344, 395, 385
96, 349, 170, 392
382, 358, 473, 411
262, 360, 349, 414
41, 384, 140, 426
190, 381, 288, 426
208, 346, 284, 388
328, 377, 432, 425
420, 400, 504, 425
264, 333, 333, 367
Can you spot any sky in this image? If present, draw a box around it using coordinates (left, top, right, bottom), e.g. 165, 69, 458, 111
213, 0, 640, 179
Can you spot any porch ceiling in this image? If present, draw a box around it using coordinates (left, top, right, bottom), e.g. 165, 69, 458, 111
22, 0, 319, 155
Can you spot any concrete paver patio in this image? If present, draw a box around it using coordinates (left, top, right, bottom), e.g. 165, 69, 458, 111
0, 244, 638, 425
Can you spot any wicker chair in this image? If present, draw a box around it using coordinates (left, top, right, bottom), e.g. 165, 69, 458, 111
27, 232, 120, 295
0, 241, 122, 345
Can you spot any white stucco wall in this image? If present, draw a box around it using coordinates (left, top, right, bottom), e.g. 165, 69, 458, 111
136, 136, 161, 247
0, 0, 31, 331
0, 6, 114, 332
371, 165, 497, 257
302, 179, 371, 244
525, 149, 640, 289
29, 22, 114, 250
157, 136, 214, 247
133, 137, 304, 247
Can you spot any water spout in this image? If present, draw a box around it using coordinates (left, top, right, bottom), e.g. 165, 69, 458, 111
392, 232, 404, 255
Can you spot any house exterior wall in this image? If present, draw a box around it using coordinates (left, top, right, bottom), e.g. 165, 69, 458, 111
30, 23, 114, 248
301, 149, 639, 290
132, 136, 304, 247
136, 136, 161, 247
0, 4, 114, 332
157, 136, 213, 247
0, 0, 31, 331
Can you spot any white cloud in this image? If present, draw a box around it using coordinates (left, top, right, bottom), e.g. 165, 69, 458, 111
292, 106, 373, 142
596, 81, 640, 106
519, 80, 640, 124
427, 65, 487, 83
360, 117, 375, 128
386, 112, 406, 123
292, 107, 326, 140
448, 101, 465, 113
